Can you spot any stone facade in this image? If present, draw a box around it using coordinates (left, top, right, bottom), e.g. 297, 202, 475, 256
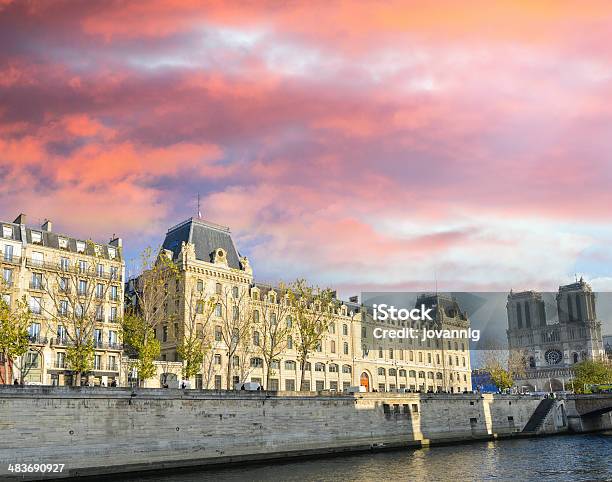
0, 214, 125, 386
506, 279, 605, 391
133, 217, 472, 393
0, 387, 564, 479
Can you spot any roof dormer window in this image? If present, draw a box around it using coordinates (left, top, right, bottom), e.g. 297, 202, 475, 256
2, 226, 13, 239
108, 247, 116, 259
31, 231, 42, 244
58, 237, 68, 250
76, 241, 85, 253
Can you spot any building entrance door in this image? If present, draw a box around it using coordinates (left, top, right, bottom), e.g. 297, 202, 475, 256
360, 372, 370, 391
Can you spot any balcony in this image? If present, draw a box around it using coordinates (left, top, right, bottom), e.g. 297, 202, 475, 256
54, 362, 66, 369
52, 337, 70, 347
1, 255, 21, 266
93, 341, 123, 351
28, 335, 48, 345
29, 281, 45, 291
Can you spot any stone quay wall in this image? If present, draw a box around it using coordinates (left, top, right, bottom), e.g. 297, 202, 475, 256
0, 387, 566, 479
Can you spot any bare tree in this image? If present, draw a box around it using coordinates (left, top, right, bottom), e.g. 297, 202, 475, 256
176, 285, 215, 381
40, 253, 118, 385
254, 285, 293, 389
217, 286, 254, 389
287, 279, 337, 391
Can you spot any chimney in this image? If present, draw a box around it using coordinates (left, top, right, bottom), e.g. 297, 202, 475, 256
109, 236, 122, 248
13, 213, 26, 225
42, 219, 52, 232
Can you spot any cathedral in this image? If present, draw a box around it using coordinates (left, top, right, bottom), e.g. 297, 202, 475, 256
506, 279, 605, 391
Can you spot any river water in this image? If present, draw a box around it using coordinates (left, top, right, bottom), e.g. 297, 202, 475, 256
123, 434, 612, 482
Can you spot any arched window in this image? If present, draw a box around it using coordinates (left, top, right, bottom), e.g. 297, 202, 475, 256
285, 360, 296, 370
342, 364, 352, 374
378, 367, 386, 376
418, 371, 425, 379
232, 286, 239, 298
250, 357, 263, 368
329, 323, 336, 334
399, 369, 406, 377
253, 331, 260, 346
303, 362, 311, 371
409, 370, 416, 378
436, 372, 443, 380
388, 368, 397, 376
315, 362, 325, 372
329, 363, 338, 373
427, 372, 434, 379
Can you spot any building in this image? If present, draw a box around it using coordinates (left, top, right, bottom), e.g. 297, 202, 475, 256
0, 214, 125, 386
506, 279, 605, 391
130, 217, 472, 392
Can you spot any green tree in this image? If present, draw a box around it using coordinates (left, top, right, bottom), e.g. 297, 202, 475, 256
123, 248, 178, 386
0, 297, 31, 384
287, 279, 337, 391
571, 360, 612, 393
489, 367, 513, 391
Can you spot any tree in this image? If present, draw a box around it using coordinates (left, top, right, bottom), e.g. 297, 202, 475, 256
478, 340, 518, 392
122, 247, 178, 386
287, 279, 337, 391
40, 251, 118, 385
489, 367, 514, 391
0, 297, 31, 384
571, 359, 612, 393
176, 286, 215, 381
217, 285, 254, 389
254, 285, 293, 389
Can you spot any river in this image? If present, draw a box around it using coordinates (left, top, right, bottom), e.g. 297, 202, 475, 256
121, 433, 612, 481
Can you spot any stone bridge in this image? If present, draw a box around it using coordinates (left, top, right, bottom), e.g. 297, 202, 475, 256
566, 394, 612, 417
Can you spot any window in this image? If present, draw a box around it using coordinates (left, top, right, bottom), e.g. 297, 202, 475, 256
95, 305, 104, 321
329, 323, 335, 334
197, 279, 204, 292
285, 360, 296, 370
108, 355, 117, 371
59, 238, 68, 249
216, 283, 222, 295
270, 360, 280, 369
110, 266, 118, 280
330, 340, 336, 353
233, 306, 239, 321
214, 375, 222, 389
287, 335, 293, 349
253, 309, 259, 323
2, 226, 13, 239
94, 355, 101, 370
3, 268, 12, 286
378, 347, 383, 358
215, 303, 221, 316
250, 357, 263, 368
110, 285, 118, 301
343, 342, 349, 355
342, 364, 351, 374
25, 352, 39, 369
1, 294, 9, 306
109, 330, 117, 346
4, 244, 13, 261
29, 297, 41, 314
96, 263, 104, 277
399, 369, 406, 377
271, 313, 277, 325
286, 316, 292, 328
78, 279, 87, 295
31, 251, 43, 266
214, 354, 222, 365
303, 362, 311, 371
162, 326, 168, 342
342, 324, 348, 336
389, 348, 394, 360
30, 272, 42, 289
285, 379, 295, 391
316, 342, 322, 352
79, 260, 87, 273
59, 300, 68, 316
378, 367, 386, 376
31, 231, 42, 244
315, 380, 325, 391
409, 370, 416, 378
253, 331, 260, 346
196, 300, 204, 314
329, 363, 338, 373
56, 352, 65, 368
215, 325, 222, 342
232, 286, 239, 298
108, 247, 116, 259
389, 368, 397, 376
76, 241, 85, 253
315, 362, 325, 372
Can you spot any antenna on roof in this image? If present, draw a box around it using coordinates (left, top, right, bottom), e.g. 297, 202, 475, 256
197, 193, 202, 219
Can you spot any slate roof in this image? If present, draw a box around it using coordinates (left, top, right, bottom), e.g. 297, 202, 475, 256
416, 293, 468, 321
0, 220, 121, 261
162, 218, 243, 270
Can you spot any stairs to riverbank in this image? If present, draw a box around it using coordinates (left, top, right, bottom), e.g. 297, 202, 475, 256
522, 398, 555, 433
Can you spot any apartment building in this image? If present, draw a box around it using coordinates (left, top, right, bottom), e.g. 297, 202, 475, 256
0, 214, 124, 386
135, 217, 472, 392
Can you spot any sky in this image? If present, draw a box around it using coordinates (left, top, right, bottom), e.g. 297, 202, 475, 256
2, 1, 612, 297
